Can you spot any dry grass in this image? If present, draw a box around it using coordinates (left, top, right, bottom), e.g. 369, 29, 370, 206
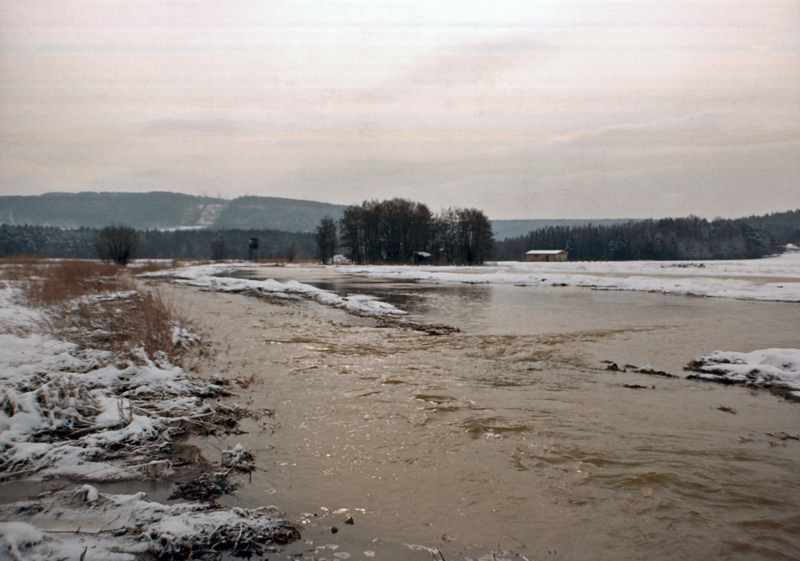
0, 259, 123, 304
35, 261, 122, 305
171, 257, 211, 268
1, 258, 199, 362
0, 255, 48, 283
57, 289, 183, 359
0, 254, 41, 266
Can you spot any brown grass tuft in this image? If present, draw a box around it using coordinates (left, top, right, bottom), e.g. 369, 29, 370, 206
32, 261, 123, 305
1, 259, 123, 305
170, 257, 211, 269
1, 258, 200, 362
58, 289, 183, 359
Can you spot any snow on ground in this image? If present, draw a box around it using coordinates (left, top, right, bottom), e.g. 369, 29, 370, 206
145, 250, 800, 314
341, 249, 800, 302
147, 263, 408, 317
686, 349, 800, 399
0, 327, 232, 480
0, 283, 238, 480
0, 486, 298, 561
0, 279, 300, 560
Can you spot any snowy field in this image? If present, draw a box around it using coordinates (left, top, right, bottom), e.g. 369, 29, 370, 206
345, 246, 800, 303
152, 247, 800, 308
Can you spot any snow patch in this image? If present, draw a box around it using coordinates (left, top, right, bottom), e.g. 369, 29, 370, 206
146, 264, 408, 317
0, 488, 299, 560
686, 348, 800, 398
0, 287, 235, 480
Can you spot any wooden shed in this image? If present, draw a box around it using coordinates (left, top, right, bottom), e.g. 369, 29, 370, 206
525, 250, 568, 262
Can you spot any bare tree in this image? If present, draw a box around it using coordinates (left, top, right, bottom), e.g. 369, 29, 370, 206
314, 216, 337, 264
95, 225, 139, 265
455, 208, 494, 265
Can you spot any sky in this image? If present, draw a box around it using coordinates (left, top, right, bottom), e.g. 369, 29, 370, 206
1, 1, 798, 220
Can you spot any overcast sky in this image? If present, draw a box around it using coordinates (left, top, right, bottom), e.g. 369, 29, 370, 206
1, 1, 798, 219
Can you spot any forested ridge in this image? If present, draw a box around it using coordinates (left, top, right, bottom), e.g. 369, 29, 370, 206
0, 192, 345, 232
0, 225, 313, 261
494, 210, 800, 261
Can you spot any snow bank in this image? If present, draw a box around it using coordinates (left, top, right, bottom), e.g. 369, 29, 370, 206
686, 348, 800, 399
147, 263, 408, 317
0, 487, 299, 561
0, 521, 46, 561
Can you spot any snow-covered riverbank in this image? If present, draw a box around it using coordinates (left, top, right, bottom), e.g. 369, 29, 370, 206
345, 248, 800, 302
0, 268, 300, 560
0, 282, 239, 481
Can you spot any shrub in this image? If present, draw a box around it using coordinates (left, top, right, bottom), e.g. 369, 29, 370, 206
95, 225, 139, 265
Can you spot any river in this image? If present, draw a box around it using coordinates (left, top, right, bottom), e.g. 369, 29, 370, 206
181, 267, 799, 560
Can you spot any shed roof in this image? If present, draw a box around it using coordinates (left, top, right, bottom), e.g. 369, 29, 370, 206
526, 250, 568, 255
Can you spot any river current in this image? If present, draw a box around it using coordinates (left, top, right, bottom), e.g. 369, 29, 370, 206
185, 268, 799, 561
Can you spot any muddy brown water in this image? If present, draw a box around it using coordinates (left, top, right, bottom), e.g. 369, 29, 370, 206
174, 269, 800, 561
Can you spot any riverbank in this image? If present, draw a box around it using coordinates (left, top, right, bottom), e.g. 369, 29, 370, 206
0, 260, 300, 560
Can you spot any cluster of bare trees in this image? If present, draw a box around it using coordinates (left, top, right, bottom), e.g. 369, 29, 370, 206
315, 198, 494, 265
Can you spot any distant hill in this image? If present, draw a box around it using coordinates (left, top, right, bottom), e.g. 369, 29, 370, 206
212, 196, 346, 231
0, 192, 346, 232
491, 218, 635, 240
0, 192, 641, 236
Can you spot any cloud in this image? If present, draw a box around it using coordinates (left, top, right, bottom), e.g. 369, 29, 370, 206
401, 36, 553, 87
142, 118, 251, 135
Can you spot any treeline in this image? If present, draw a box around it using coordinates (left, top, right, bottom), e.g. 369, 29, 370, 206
316, 198, 494, 265
495, 210, 800, 261
0, 224, 314, 260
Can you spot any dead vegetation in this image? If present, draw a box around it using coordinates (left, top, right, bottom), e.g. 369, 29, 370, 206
1, 258, 122, 305
0, 257, 258, 478
0, 258, 198, 362
602, 361, 678, 378
0, 257, 303, 558
0, 486, 301, 561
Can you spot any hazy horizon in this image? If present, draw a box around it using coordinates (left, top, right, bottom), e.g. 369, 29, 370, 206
2, 1, 798, 220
